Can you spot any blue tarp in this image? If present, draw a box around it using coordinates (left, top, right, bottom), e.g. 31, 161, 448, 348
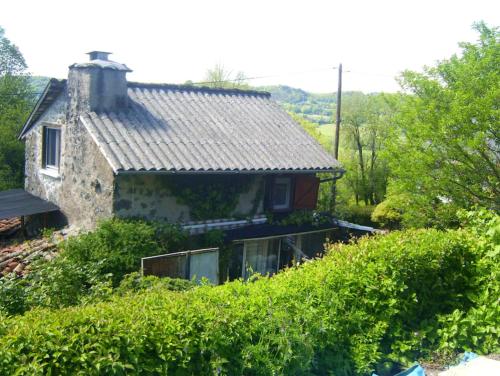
372, 364, 425, 376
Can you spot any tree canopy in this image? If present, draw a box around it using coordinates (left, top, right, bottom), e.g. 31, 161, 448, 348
383, 22, 499, 227
0, 26, 33, 190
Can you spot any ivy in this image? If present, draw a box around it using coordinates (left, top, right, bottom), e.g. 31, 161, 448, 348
164, 175, 253, 221
270, 210, 331, 227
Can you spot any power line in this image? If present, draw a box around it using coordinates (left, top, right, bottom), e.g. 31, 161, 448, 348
0, 66, 398, 97
191, 66, 337, 85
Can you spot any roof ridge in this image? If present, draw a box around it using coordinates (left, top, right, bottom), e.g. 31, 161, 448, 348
127, 81, 271, 97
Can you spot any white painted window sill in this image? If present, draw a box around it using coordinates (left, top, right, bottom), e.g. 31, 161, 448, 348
40, 168, 61, 179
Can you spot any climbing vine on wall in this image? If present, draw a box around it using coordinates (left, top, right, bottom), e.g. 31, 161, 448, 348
164, 175, 254, 221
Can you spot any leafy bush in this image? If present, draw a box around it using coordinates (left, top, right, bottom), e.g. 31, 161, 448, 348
0, 256, 110, 316
60, 219, 163, 286
0, 211, 497, 375
115, 272, 195, 295
337, 204, 376, 226
0, 219, 192, 315
436, 209, 500, 355
371, 195, 405, 228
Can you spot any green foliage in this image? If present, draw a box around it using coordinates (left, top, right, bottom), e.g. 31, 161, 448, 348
437, 209, 500, 354
339, 93, 395, 207
0, 273, 28, 315
285, 91, 395, 218
61, 219, 164, 286
336, 204, 376, 226
274, 209, 329, 227
115, 272, 195, 295
0, 211, 497, 375
385, 22, 500, 227
0, 26, 34, 190
371, 195, 406, 229
0, 256, 108, 316
0, 219, 193, 315
165, 175, 253, 220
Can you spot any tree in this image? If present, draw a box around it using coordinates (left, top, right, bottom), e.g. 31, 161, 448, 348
340, 93, 393, 206
383, 22, 499, 227
0, 26, 33, 190
203, 63, 249, 89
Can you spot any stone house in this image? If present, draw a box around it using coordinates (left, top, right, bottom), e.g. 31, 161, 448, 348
18, 52, 368, 281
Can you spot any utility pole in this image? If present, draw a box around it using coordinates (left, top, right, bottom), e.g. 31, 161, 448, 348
331, 63, 342, 213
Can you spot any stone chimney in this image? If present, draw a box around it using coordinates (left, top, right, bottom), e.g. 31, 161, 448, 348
68, 51, 132, 114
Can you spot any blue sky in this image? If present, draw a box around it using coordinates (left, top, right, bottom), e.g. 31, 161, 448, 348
1, 0, 498, 93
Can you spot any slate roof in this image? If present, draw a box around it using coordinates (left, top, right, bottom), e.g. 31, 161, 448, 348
80, 83, 341, 173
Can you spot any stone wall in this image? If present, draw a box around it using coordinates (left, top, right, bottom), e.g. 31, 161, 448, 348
24, 93, 67, 205
114, 174, 265, 222
24, 91, 115, 230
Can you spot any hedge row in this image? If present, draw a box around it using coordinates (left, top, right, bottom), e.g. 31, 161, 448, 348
0, 213, 498, 375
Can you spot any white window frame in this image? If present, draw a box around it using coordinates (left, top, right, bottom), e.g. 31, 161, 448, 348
43, 125, 61, 171
272, 177, 292, 211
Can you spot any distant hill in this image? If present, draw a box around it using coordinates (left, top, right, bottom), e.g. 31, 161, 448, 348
257, 85, 363, 125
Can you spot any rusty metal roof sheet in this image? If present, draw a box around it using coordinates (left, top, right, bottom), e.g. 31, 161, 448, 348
81, 83, 341, 173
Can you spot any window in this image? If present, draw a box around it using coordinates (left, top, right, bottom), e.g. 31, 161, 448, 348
43, 127, 61, 170
242, 238, 280, 278
272, 177, 292, 210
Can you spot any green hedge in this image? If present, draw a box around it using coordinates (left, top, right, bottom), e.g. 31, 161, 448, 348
0, 213, 498, 375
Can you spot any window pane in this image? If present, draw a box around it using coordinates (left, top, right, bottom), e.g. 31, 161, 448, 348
273, 183, 288, 205
244, 239, 280, 278
45, 128, 61, 168
272, 177, 291, 209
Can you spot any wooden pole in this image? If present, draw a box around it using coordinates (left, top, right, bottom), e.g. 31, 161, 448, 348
331, 63, 342, 213
334, 63, 342, 160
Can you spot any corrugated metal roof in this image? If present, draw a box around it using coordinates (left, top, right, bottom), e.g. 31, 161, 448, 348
0, 189, 59, 220
81, 83, 341, 173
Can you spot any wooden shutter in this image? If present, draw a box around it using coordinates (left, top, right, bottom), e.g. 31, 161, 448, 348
293, 176, 320, 209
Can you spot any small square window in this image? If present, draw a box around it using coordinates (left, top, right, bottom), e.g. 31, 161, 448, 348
272, 177, 292, 210
43, 127, 61, 170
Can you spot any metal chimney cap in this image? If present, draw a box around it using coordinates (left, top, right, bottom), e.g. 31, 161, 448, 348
70, 51, 132, 72
87, 51, 112, 61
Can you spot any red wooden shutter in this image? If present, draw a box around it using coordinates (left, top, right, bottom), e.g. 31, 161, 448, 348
293, 176, 320, 209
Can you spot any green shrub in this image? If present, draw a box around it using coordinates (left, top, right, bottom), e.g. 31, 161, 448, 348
0, 212, 497, 375
0, 273, 28, 315
436, 209, 500, 355
0, 219, 191, 315
337, 204, 376, 226
115, 272, 195, 295
61, 219, 164, 286
371, 196, 404, 228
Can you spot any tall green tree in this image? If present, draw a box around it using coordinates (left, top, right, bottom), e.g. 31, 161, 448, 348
0, 26, 32, 190
383, 22, 499, 227
340, 93, 393, 206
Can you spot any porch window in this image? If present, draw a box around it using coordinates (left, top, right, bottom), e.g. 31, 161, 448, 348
43, 127, 61, 170
243, 238, 280, 278
272, 177, 292, 210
